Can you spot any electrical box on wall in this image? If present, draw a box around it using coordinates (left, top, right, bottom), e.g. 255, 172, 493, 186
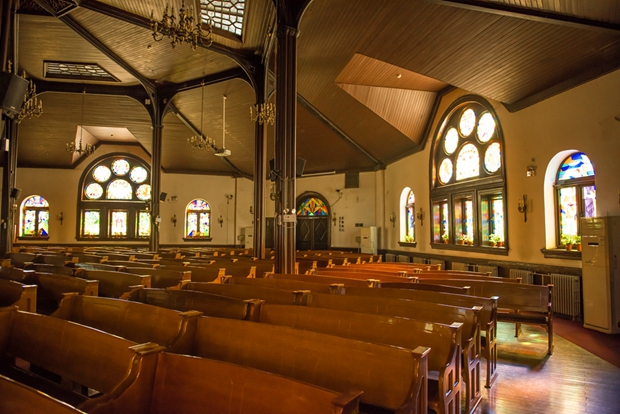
360, 226, 377, 255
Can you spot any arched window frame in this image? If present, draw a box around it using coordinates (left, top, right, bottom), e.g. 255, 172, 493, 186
19, 195, 50, 239
184, 199, 212, 240
429, 95, 507, 253
77, 153, 151, 241
398, 188, 416, 245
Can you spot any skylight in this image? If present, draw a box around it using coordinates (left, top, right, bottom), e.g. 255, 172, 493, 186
44, 61, 119, 82
200, 0, 245, 37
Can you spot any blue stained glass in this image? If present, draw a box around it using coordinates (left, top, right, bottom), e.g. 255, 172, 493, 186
558, 152, 595, 180
189, 199, 211, 210
297, 197, 328, 216
24, 195, 49, 207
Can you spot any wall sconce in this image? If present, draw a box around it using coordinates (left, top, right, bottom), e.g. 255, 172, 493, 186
218, 215, 224, 227
171, 214, 177, 227
526, 158, 537, 177
249, 205, 253, 215
518, 195, 528, 222
389, 212, 395, 228
58, 212, 64, 226
332, 214, 337, 227
416, 208, 424, 226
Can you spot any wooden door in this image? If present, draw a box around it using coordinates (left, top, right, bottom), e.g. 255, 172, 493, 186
296, 217, 329, 251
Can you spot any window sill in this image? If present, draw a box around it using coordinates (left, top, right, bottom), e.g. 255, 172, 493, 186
18, 236, 50, 241
398, 241, 417, 248
540, 248, 582, 260
431, 242, 509, 255
183, 237, 213, 242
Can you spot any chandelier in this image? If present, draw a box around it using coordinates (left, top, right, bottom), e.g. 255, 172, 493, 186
215, 95, 231, 157
250, 102, 275, 125
66, 90, 95, 156
187, 81, 215, 150
150, 1, 212, 50
16, 71, 43, 124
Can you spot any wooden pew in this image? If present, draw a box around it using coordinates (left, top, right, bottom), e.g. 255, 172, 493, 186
51, 295, 201, 354
123, 267, 190, 290
130, 288, 263, 321
92, 352, 362, 414
0, 279, 37, 312
183, 281, 304, 305
23, 272, 99, 315
4, 252, 38, 267
0, 375, 87, 414
35, 254, 70, 266
0, 307, 164, 413
161, 264, 226, 283
76, 270, 151, 299
0, 266, 35, 282
24, 263, 83, 277
104, 260, 159, 269
257, 304, 462, 414
224, 275, 342, 294
73, 263, 127, 272
414, 270, 521, 283
190, 316, 430, 414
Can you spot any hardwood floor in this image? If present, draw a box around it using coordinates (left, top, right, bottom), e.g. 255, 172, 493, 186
472, 322, 620, 414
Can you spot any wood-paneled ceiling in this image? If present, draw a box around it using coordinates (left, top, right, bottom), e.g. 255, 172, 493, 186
7, 0, 620, 177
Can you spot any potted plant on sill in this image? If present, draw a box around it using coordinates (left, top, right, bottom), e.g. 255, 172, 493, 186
489, 233, 501, 247
462, 235, 473, 245
441, 233, 449, 244
573, 235, 582, 252
403, 235, 414, 243
561, 234, 573, 251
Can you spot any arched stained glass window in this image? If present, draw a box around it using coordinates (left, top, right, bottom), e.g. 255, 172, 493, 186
555, 152, 596, 248
402, 189, 415, 243
185, 199, 211, 238
297, 197, 329, 216
78, 154, 151, 240
20, 195, 50, 238
431, 96, 506, 251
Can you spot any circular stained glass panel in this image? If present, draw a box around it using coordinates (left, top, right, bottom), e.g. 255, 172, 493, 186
456, 143, 480, 180
438, 158, 453, 184
459, 108, 476, 137
107, 180, 133, 200
111, 159, 130, 176
136, 184, 152, 201
85, 183, 103, 199
129, 166, 148, 183
93, 166, 111, 182
444, 128, 459, 155
484, 142, 501, 173
477, 112, 496, 143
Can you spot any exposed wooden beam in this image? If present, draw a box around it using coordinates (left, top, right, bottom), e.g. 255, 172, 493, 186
159, 68, 249, 97
297, 94, 384, 169
35, 80, 148, 100
422, 0, 620, 34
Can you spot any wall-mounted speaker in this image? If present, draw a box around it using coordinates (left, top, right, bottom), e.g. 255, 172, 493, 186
10, 187, 21, 200
0, 72, 28, 118
159, 192, 168, 202
268, 158, 306, 181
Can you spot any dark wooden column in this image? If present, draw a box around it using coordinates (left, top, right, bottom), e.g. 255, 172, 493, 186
149, 93, 164, 252
253, 106, 267, 259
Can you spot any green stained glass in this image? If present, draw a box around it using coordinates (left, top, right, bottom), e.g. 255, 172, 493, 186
110, 210, 128, 236
23, 210, 36, 236
111, 159, 130, 176
477, 112, 496, 143
559, 187, 578, 237
438, 158, 453, 184
456, 143, 480, 180
136, 184, 152, 201
459, 108, 476, 137
38, 211, 49, 236
130, 166, 148, 183
492, 198, 504, 241
444, 128, 459, 154
107, 180, 132, 200
138, 211, 151, 237
83, 210, 100, 236
558, 152, 595, 180
85, 183, 103, 199
297, 197, 328, 216
484, 142, 501, 173
93, 166, 111, 182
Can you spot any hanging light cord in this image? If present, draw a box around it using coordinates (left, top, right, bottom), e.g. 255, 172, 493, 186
79, 90, 85, 145
199, 81, 204, 139
222, 95, 226, 149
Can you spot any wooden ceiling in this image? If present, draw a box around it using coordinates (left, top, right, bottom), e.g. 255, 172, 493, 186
8, 0, 620, 177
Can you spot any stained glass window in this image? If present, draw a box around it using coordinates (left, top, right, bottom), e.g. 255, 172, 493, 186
111, 159, 130, 176
200, 0, 245, 37
109, 210, 128, 237
136, 184, 152, 201
137, 211, 151, 238
130, 166, 148, 183
20, 195, 50, 238
431, 96, 506, 250
82, 210, 100, 237
555, 151, 596, 247
93, 166, 111, 182
85, 183, 104, 199
186, 199, 211, 238
107, 180, 133, 200
297, 197, 329, 217
403, 190, 415, 242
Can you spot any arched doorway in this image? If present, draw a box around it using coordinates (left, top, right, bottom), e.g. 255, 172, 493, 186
296, 192, 330, 251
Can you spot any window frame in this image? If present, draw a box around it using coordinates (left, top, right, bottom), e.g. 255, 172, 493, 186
184, 199, 212, 241
554, 167, 596, 248
19, 195, 50, 239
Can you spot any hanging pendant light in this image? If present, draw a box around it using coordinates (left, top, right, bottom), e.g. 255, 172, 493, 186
66, 90, 95, 156
187, 81, 214, 150
214, 94, 231, 157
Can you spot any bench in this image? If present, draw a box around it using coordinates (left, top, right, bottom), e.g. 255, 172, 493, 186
130, 288, 264, 320
0, 307, 164, 412
123, 267, 190, 289
24, 263, 83, 277
257, 304, 462, 414
51, 294, 201, 354
191, 316, 430, 414
0, 375, 87, 414
23, 272, 99, 315
76, 270, 151, 299
0, 279, 37, 312
183, 281, 304, 305
161, 264, 225, 283
224, 275, 342, 294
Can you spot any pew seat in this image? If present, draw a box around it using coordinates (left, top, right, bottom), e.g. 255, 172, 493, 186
0, 374, 87, 414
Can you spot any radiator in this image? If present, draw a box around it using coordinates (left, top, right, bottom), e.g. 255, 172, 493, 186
451, 262, 469, 271
413, 257, 426, 264
398, 255, 411, 263
385, 253, 396, 262
509, 268, 533, 284
549, 273, 581, 320
429, 259, 444, 269
477, 264, 498, 276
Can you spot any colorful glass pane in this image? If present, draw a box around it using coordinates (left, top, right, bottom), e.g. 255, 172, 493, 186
444, 128, 459, 154
24, 195, 49, 207
559, 187, 578, 237
582, 185, 597, 218
459, 108, 476, 137
111, 159, 130, 176
432, 201, 449, 243
186, 212, 198, 237
138, 211, 151, 237
85, 183, 104, 200
476, 112, 496, 143
465, 199, 473, 242
93, 166, 111, 182
484, 142, 501, 173
297, 197, 328, 216
438, 158, 453, 184
442, 203, 449, 238
136, 184, 152, 201
107, 180, 133, 200
456, 144, 480, 180
200, 212, 210, 237
492, 198, 504, 241
83, 210, 100, 236
38, 211, 49, 236
110, 210, 128, 236
407, 191, 415, 205
129, 166, 148, 183
189, 199, 210, 210
406, 206, 414, 240
558, 152, 595, 180
22, 210, 36, 236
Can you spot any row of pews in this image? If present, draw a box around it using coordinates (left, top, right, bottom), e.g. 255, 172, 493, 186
0, 246, 553, 414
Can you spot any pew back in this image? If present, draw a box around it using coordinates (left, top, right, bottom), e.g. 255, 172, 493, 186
0, 279, 37, 312
0, 375, 87, 414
